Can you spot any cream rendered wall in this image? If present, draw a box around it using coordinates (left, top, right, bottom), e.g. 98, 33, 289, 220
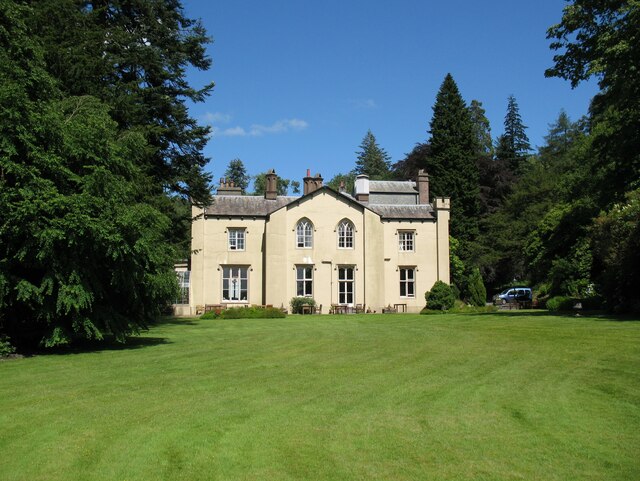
380, 219, 439, 313
190, 205, 267, 309
266, 190, 366, 311
435, 198, 451, 285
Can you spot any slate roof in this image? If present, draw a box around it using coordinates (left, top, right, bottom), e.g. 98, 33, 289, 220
205, 187, 435, 220
205, 195, 297, 217
366, 204, 435, 220
369, 180, 417, 193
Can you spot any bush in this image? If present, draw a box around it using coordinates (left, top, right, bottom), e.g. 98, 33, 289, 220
425, 281, 455, 311
202, 307, 286, 320
290, 297, 316, 314
0, 335, 16, 357
467, 268, 487, 307
546, 296, 575, 311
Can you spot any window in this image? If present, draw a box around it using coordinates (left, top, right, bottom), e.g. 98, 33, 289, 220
296, 266, 313, 297
398, 231, 415, 251
175, 271, 190, 304
338, 266, 355, 305
337, 220, 354, 249
228, 228, 245, 251
399, 268, 415, 298
222, 266, 248, 302
296, 219, 313, 248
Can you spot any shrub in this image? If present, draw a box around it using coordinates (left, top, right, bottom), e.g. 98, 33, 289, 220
202, 307, 286, 319
425, 281, 455, 311
546, 296, 575, 311
0, 335, 16, 357
467, 268, 487, 307
290, 297, 316, 314
222, 307, 285, 319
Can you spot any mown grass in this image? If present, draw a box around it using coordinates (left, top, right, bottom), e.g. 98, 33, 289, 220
1, 312, 639, 481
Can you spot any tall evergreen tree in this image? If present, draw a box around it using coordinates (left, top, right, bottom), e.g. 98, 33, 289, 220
353, 130, 392, 179
1, 1, 176, 348
468, 100, 493, 157
224, 158, 250, 194
28, 0, 214, 203
495, 95, 531, 174
426, 74, 480, 248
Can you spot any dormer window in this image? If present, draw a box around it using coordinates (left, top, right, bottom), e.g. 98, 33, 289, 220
296, 219, 313, 248
228, 228, 245, 251
337, 220, 354, 249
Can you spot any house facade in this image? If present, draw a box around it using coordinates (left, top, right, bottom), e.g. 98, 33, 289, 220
176, 169, 450, 315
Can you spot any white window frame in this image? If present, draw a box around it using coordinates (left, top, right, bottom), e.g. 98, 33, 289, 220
296, 265, 314, 297
296, 219, 313, 248
222, 266, 249, 302
228, 228, 246, 251
337, 220, 354, 249
399, 267, 416, 298
175, 270, 190, 305
398, 230, 415, 252
337, 266, 355, 305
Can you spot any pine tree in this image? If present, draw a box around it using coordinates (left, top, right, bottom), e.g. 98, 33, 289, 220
495, 95, 531, 173
224, 159, 250, 194
353, 130, 391, 179
426, 74, 480, 249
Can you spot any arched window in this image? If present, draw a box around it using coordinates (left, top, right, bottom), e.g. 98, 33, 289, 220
296, 219, 313, 248
337, 220, 354, 248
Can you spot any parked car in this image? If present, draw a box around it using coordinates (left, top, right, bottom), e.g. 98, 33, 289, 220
494, 287, 532, 305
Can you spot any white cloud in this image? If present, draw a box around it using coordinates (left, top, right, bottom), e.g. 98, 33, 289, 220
203, 112, 232, 124
220, 126, 247, 136
212, 118, 309, 137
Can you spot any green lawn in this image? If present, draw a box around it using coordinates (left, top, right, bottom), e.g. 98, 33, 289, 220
1, 312, 639, 481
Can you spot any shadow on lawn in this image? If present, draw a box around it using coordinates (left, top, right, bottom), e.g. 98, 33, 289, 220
20, 335, 172, 358
492, 310, 640, 322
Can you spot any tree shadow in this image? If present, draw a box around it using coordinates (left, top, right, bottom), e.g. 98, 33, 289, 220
19, 335, 172, 358
489, 310, 640, 322
153, 316, 200, 326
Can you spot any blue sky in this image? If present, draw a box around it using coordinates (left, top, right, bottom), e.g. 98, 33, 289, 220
183, 0, 598, 190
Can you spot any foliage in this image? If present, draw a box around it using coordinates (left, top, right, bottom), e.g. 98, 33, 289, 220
327, 172, 356, 194
224, 159, 250, 194
546, 0, 640, 204
591, 189, 640, 312
253, 172, 300, 196
207, 307, 287, 319
425, 281, 456, 311
469, 100, 494, 157
0, 334, 16, 357
290, 297, 316, 314
495, 95, 531, 174
546, 296, 576, 311
28, 0, 214, 204
467, 268, 487, 307
0, 2, 178, 347
353, 130, 392, 179
426, 74, 480, 251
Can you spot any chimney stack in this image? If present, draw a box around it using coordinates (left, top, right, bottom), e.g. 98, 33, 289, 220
354, 174, 370, 202
217, 177, 242, 196
303, 169, 323, 195
416, 169, 430, 204
265, 169, 278, 200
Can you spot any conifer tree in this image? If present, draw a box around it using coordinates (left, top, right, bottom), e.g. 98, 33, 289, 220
495, 95, 531, 173
224, 159, 250, 194
353, 130, 392, 179
426, 74, 480, 248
